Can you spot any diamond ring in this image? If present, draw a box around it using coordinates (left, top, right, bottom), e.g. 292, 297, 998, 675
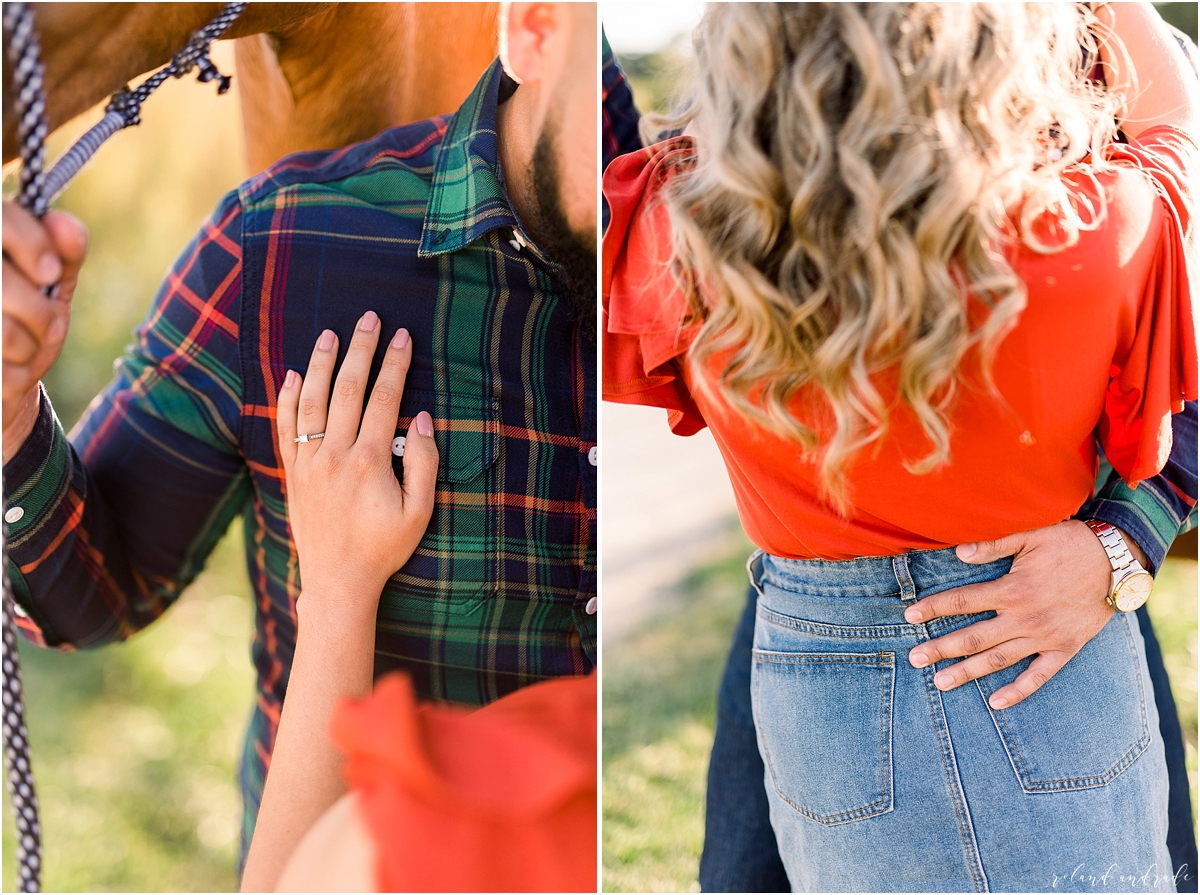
293, 432, 326, 444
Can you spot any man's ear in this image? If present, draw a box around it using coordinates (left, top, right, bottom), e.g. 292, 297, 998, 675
499, 2, 563, 85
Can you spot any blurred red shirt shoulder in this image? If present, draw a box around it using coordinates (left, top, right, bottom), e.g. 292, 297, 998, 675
329, 671, 597, 893
602, 127, 1197, 560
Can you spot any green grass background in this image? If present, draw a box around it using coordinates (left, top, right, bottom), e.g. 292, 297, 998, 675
2, 527, 254, 892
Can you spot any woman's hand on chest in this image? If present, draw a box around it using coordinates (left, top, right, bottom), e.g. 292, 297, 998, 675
276, 311, 440, 613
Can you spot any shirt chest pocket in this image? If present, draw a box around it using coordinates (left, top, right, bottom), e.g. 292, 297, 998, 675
381, 389, 501, 615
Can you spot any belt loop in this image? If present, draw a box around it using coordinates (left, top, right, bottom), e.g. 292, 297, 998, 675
892, 554, 917, 604
746, 548, 767, 601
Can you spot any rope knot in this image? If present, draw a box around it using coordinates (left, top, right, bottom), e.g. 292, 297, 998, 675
194, 55, 233, 94
105, 86, 141, 127
166, 29, 234, 95
169, 29, 210, 73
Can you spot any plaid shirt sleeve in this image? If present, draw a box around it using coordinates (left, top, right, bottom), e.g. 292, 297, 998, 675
2, 191, 249, 647
602, 31, 643, 173
1077, 401, 1198, 575
603, 31, 643, 231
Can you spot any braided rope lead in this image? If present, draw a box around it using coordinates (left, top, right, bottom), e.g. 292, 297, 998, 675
37, 0, 247, 205
1, 3, 245, 890
5, 2, 47, 217
2, 573, 39, 894
3, 6, 45, 887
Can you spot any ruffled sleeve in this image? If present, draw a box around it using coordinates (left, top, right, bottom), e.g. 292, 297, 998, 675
328, 672, 596, 893
1098, 125, 1198, 486
602, 138, 707, 435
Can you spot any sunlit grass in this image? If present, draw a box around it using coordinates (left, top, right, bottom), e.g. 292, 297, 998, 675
1, 521, 255, 892
1145, 558, 1199, 824
602, 530, 753, 893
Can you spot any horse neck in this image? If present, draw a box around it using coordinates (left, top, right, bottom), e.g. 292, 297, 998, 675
2, 2, 328, 163
235, 3, 499, 175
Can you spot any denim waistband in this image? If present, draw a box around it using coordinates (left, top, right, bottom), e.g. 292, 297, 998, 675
752, 546, 1014, 599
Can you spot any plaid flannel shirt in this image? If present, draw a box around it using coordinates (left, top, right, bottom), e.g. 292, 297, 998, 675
602, 29, 642, 230
600, 37, 1198, 568
4, 60, 597, 855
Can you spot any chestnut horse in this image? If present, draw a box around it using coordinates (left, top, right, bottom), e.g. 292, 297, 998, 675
3, 2, 499, 174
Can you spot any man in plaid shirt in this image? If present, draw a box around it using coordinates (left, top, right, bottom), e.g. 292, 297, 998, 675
2, 3, 597, 861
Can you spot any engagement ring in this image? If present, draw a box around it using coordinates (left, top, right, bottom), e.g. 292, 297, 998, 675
294, 432, 326, 444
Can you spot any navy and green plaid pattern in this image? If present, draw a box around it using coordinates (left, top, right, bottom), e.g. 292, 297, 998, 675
602, 31, 642, 174
4, 60, 596, 857
1077, 403, 1198, 574
602, 30, 642, 230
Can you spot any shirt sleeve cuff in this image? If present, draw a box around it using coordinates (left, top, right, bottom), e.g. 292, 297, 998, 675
4, 382, 58, 486
1076, 484, 1173, 576
3, 384, 71, 640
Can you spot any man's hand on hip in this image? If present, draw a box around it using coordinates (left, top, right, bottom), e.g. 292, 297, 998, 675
901, 519, 1145, 710
3, 201, 88, 464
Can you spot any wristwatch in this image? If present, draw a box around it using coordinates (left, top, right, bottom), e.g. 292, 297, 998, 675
1084, 520, 1153, 612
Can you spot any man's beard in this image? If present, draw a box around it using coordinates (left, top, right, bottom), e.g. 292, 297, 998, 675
526, 124, 597, 340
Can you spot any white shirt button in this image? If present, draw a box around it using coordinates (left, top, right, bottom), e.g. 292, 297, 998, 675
12, 602, 27, 618
585, 597, 597, 615
587, 446, 597, 467
5, 507, 24, 524
391, 436, 406, 457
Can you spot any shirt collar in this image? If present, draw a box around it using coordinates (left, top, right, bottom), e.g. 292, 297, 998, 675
419, 59, 522, 257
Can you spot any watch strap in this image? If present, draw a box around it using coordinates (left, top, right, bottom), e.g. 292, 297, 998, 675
1084, 519, 1135, 574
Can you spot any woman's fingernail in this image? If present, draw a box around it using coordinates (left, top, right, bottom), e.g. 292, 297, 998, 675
47, 315, 67, 344
990, 695, 1008, 710
392, 328, 410, 349
416, 411, 433, 437
38, 253, 62, 284
934, 671, 952, 689
909, 651, 929, 668
284, 370, 298, 388
958, 543, 977, 559
318, 329, 335, 351
359, 310, 379, 332
904, 607, 922, 623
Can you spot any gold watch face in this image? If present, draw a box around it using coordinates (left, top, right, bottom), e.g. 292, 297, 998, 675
1112, 570, 1153, 612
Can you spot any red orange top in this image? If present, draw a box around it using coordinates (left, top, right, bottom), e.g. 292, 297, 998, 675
603, 127, 1197, 560
329, 672, 597, 893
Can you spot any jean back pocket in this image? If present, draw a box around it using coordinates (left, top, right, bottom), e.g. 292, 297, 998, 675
751, 650, 895, 825
975, 611, 1151, 792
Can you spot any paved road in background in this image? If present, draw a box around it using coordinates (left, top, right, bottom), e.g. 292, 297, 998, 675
602, 402, 743, 643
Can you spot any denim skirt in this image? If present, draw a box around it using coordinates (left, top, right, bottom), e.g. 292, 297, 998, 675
749, 547, 1173, 893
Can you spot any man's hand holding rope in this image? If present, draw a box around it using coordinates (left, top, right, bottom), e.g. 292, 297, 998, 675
2, 201, 87, 464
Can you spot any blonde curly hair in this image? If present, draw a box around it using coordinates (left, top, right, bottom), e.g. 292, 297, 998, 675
647, 2, 1123, 511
